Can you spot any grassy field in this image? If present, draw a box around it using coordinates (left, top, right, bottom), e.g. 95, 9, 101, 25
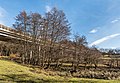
0, 59, 120, 83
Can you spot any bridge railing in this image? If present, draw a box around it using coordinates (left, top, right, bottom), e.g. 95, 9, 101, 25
0, 24, 16, 33
0, 24, 32, 39
0, 24, 28, 35
0, 24, 44, 43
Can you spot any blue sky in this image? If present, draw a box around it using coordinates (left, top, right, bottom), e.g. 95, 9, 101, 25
0, 0, 120, 49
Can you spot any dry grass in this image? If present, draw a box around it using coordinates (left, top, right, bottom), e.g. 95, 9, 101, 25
0, 59, 120, 83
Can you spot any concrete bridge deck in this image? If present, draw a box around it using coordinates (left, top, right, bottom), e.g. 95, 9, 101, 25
0, 24, 32, 42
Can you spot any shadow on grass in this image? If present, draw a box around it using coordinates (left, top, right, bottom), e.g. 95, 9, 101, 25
0, 74, 99, 83
69, 80, 98, 83
0, 74, 44, 83
0, 74, 69, 83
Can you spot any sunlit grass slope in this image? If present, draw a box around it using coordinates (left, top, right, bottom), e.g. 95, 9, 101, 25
0, 59, 120, 83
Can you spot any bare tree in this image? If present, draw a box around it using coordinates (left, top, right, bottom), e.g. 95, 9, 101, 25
29, 12, 42, 65
43, 7, 71, 69
13, 10, 30, 64
71, 34, 87, 70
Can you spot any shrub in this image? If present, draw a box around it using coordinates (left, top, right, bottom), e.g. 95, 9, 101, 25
9, 54, 17, 59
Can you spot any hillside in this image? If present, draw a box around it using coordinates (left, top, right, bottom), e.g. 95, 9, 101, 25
0, 59, 119, 83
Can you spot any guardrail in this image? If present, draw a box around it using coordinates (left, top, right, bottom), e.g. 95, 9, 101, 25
0, 24, 17, 33
0, 24, 31, 36
0, 24, 32, 41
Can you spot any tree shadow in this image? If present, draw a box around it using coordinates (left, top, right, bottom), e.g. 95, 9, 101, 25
0, 74, 70, 83
0, 74, 44, 83
0, 74, 99, 83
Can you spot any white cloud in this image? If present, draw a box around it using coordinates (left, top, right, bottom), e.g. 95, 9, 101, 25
110, 47, 117, 49
111, 18, 120, 23
89, 33, 120, 46
45, 5, 51, 12
111, 19, 119, 23
89, 29, 98, 33
89, 27, 100, 34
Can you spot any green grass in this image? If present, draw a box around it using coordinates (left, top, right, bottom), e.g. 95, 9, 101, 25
0, 59, 120, 83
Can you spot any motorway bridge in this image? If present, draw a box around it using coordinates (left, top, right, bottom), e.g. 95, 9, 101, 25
0, 24, 32, 43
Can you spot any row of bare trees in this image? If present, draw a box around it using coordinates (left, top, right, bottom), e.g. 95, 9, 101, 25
0, 7, 102, 70
100, 48, 120, 55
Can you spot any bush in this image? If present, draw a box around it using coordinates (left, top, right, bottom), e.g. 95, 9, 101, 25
9, 54, 17, 59
72, 70, 120, 80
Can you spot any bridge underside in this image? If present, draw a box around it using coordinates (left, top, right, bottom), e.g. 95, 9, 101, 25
0, 34, 26, 44
0, 35, 12, 42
